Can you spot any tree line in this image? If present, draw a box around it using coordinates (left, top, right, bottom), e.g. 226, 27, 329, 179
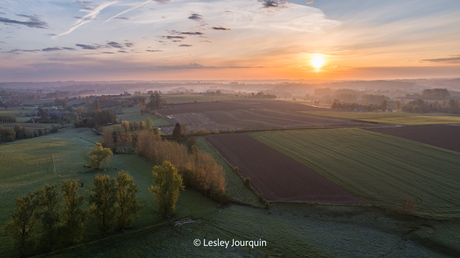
0, 124, 59, 143
99, 118, 227, 203
137, 130, 228, 203
6, 172, 141, 256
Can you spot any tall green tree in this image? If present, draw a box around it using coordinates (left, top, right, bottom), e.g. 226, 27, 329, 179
116, 171, 142, 231
149, 161, 184, 218
37, 184, 61, 251
61, 179, 86, 244
90, 174, 118, 236
88, 143, 113, 170
5, 191, 40, 256
145, 117, 153, 131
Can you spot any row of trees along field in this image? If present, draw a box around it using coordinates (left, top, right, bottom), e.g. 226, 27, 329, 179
6, 172, 142, 256
402, 99, 460, 113
0, 124, 59, 143
99, 118, 227, 203
136, 130, 228, 203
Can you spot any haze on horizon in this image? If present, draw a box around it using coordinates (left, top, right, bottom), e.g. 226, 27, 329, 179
1, 0, 460, 82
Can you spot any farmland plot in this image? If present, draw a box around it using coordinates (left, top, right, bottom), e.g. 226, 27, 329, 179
367, 124, 460, 153
205, 134, 366, 205
251, 129, 460, 219
159, 100, 366, 133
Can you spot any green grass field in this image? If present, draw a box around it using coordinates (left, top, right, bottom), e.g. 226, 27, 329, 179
301, 111, 460, 125
1, 126, 458, 256
117, 112, 170, 127
251, 128, 460, 219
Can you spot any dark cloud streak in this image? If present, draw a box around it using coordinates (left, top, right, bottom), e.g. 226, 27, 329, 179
423, 55, 460, 64
188, 13, 203, 21
212, 27, 230, 31
0, 14, 48, 29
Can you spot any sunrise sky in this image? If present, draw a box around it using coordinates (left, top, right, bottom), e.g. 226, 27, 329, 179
1, 0, 460, 82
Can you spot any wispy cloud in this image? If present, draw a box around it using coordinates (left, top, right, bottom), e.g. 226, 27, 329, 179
211, 26, 230, 31
150, 63, 252, 70
0, 14, 47, 29
76, 43, 101, 50
42, 47, 62, 52
188, 13, 203, 21
53, 1, 117, 39
422, 55, 460, 64
178, 44, 192, 47
105, 0, 152, 23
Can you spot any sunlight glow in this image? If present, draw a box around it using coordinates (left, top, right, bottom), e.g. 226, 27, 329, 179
311, 54, 325, 69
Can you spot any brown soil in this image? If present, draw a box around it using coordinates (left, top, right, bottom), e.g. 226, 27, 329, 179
367, 125, 460, 152
159, 100, 366, 133
205, 134, 367, 205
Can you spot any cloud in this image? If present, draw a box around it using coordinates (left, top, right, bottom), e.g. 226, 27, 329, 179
188, 13, 203, 21
181, 32, 204, 35
166, 36, 185, 40
118, 50, 128, 53
105, 0, 153, 23
179, 44, 192, 47
422, 55, 460, 64
107, 41, 124, 48
42, 47, 62, 52
150, 63, 252, 70
125, 42, 134, 47
76, 43, 100, 49
168, 30, 204, 36
307, 0, 313, 4
0, 14, 48, 29
146, 49, 162, 52
154, 0, 170, 3
259, 0, 287, 8
102, 52, 115, 54
212, 26, 230, 31
53, 1, 117, 39
6, 49, 40, 54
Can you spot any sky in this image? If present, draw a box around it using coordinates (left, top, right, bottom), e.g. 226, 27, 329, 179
1, 0, 460, 82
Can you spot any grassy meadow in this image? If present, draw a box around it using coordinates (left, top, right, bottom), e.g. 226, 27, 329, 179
301, 111, 460, 125
251, 128, 460, 219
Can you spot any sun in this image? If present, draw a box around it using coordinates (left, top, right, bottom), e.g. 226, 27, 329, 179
311, 54, 325, 69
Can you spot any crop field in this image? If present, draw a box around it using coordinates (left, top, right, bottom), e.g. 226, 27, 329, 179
300, 111, 460, 125
1, 125, 459, 256
205, 134, 366, 205
367, 125, 460, 152
159, 100, 365, 133
194, 137, 261, 207
251, 128, 460, 219
163, 94, 248, 104
117, 112, 170, 127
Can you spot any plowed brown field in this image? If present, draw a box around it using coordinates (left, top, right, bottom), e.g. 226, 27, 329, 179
205, 134, 367, 205
159, 100, 366, 133
367, 125, 460, 152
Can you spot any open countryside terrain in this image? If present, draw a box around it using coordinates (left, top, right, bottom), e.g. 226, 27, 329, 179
250, 128, 460, 219
205, 134, 367, 205
367, 124, 460, 152
301, 111, 460, 125
2, 127, 455, 257
159, 100, 368, 133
